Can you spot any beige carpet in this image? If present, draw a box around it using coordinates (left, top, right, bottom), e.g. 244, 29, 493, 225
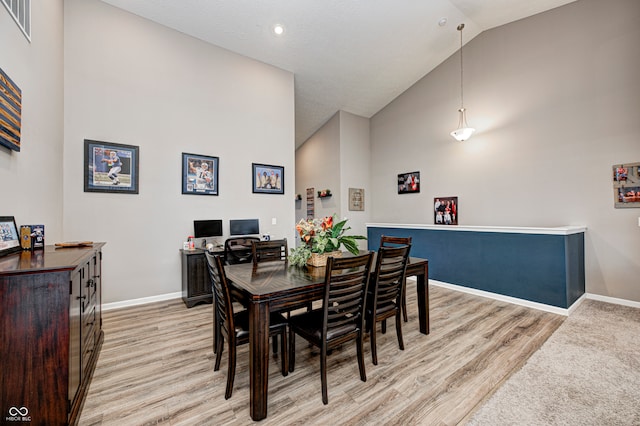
466, 299, 640, 425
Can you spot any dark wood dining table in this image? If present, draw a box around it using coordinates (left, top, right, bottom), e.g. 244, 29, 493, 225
224, 254, 429, 421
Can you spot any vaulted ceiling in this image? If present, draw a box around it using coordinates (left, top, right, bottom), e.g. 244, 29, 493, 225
100, 0, 577, 147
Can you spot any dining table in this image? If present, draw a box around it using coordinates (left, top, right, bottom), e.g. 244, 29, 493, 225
224, 253, 429, 421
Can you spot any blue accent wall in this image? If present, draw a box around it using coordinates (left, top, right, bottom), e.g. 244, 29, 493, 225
368, 226, 585, 308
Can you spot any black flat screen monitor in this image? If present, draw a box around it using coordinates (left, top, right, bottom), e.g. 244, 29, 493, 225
229, 219, 259, 236
194, 220, 223, 238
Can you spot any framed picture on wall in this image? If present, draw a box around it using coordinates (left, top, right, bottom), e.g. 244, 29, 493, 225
182, 153, 219, 196
0, 67, 22, 152
613, 162, 640, 208
84, 139, 139, 194
349, 188, 365, 211
252, 163, 284, 194
398, 171, 420, 194
434, 196, 458, 225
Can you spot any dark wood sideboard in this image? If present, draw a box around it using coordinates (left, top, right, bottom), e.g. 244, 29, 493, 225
0, 243, 105, 425
180, 248, 220, 307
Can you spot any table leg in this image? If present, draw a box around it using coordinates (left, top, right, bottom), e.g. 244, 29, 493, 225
249, 300, 270, 421
416, 263, 430, 335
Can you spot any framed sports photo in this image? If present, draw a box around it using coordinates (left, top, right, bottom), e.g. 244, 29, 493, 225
398, 171, 420, 194
252, 163, 284, 194
182, 153, 219, 196
613, 162, 640, 208
84, 139, 139, 194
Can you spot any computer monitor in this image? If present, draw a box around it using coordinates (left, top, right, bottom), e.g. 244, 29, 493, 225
193, 220, 223, 246
229, 219, 260, 236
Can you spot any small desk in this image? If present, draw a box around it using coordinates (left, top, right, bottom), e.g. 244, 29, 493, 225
224, 255, 429, 421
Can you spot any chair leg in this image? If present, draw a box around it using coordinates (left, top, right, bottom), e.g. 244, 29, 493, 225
402, 280, 408, 322
272, 334, 278, 357
357, 331, 367, 382
225, 340, 236, 400
214, 334, 224, 371
288, 328, 296, 373
381, 319, 387, 334
395, 311, 405, 351
280, 329, 288, 376
320, 346, 328, 405
370, 319, 378, 365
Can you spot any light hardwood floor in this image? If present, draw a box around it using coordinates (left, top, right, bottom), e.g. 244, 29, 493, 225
79, 282, 564, 425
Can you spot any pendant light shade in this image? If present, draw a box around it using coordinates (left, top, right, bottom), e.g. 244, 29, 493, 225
451, 24, 475, 142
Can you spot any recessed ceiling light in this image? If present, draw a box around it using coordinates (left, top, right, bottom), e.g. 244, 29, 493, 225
273, 24, 285, 35
438, 17, 448, 27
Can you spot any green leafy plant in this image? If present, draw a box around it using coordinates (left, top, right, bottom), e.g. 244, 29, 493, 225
288, 215, 367, 267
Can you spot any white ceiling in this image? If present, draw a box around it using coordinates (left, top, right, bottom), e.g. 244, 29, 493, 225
99, 0, 576, 147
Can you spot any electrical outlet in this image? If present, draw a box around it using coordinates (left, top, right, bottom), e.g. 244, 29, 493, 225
272, 217, 277, 225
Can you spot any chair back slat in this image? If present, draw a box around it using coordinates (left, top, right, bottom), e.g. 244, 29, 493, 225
380, 235, 412, 249
322, 253, 373, 340
205, 252, 235, 339
251, 238, 288, 267
370, 245, 411, 313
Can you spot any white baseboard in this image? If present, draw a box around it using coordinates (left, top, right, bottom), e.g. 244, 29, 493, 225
103, 292, 182, 311
586, 293, 640, 309
424, 278, 639, 316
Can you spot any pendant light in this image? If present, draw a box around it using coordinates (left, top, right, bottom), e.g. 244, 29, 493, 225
450, 23, 475, 142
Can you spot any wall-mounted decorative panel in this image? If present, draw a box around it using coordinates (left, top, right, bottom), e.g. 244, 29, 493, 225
0, 67, 22, 152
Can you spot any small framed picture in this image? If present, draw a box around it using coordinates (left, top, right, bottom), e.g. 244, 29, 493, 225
252, 163, 284, 194
182, 153, 219, 196
434, 197, 458, 225
398, 171, 420, 194
84, 139, 139, 194
349, 188, 365, 211
613, 162, 640, 208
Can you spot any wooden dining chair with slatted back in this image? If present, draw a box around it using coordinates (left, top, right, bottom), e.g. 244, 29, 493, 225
251, 238, 288, 266
204, 251, 288, 399
380, 235, 413, 322
366, 244, 411, 365
288, 252, 374, 405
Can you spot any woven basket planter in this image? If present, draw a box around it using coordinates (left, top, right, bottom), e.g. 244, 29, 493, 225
307, 250, 342, 267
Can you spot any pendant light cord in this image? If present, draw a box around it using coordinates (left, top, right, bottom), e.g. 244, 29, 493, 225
458, 23, 465, 110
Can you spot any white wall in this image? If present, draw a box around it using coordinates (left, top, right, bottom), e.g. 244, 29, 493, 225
370, 0, 640, 302
0, 1, 64, 241
295, 112, 341, 227
63, 0, 295, 303
295, 111, 370, 248
338, 111, 370, 242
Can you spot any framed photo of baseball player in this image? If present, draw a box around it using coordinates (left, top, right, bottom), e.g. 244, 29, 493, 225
182, 152, 219, 196
84, 139, 140, 194
252, 163, 284, 194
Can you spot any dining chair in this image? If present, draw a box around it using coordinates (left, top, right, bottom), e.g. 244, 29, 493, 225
251, 238, 288, 266
366, 244, 411, 365
288, 252, 374, 405
380, 235, 413, 322
204, 251, 288, 399
224, 236, 260, 265
250, 238, 292, 355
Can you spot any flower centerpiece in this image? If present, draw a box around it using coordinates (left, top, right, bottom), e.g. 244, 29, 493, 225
288, 215, 367, 267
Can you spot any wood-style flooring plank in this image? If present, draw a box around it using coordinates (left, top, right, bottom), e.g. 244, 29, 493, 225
79, 282, 564, 425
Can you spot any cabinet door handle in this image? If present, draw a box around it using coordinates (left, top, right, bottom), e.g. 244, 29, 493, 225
77, 295, 87, 301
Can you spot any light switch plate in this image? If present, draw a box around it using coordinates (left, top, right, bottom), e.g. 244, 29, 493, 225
272, 217, 277, 225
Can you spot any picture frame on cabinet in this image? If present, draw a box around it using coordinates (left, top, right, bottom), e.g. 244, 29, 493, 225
84, 139, 140, 194
613, 162, 640, 208
252, 163, 284, 194
182, 153, 219, 196
0, 216, 21, 257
